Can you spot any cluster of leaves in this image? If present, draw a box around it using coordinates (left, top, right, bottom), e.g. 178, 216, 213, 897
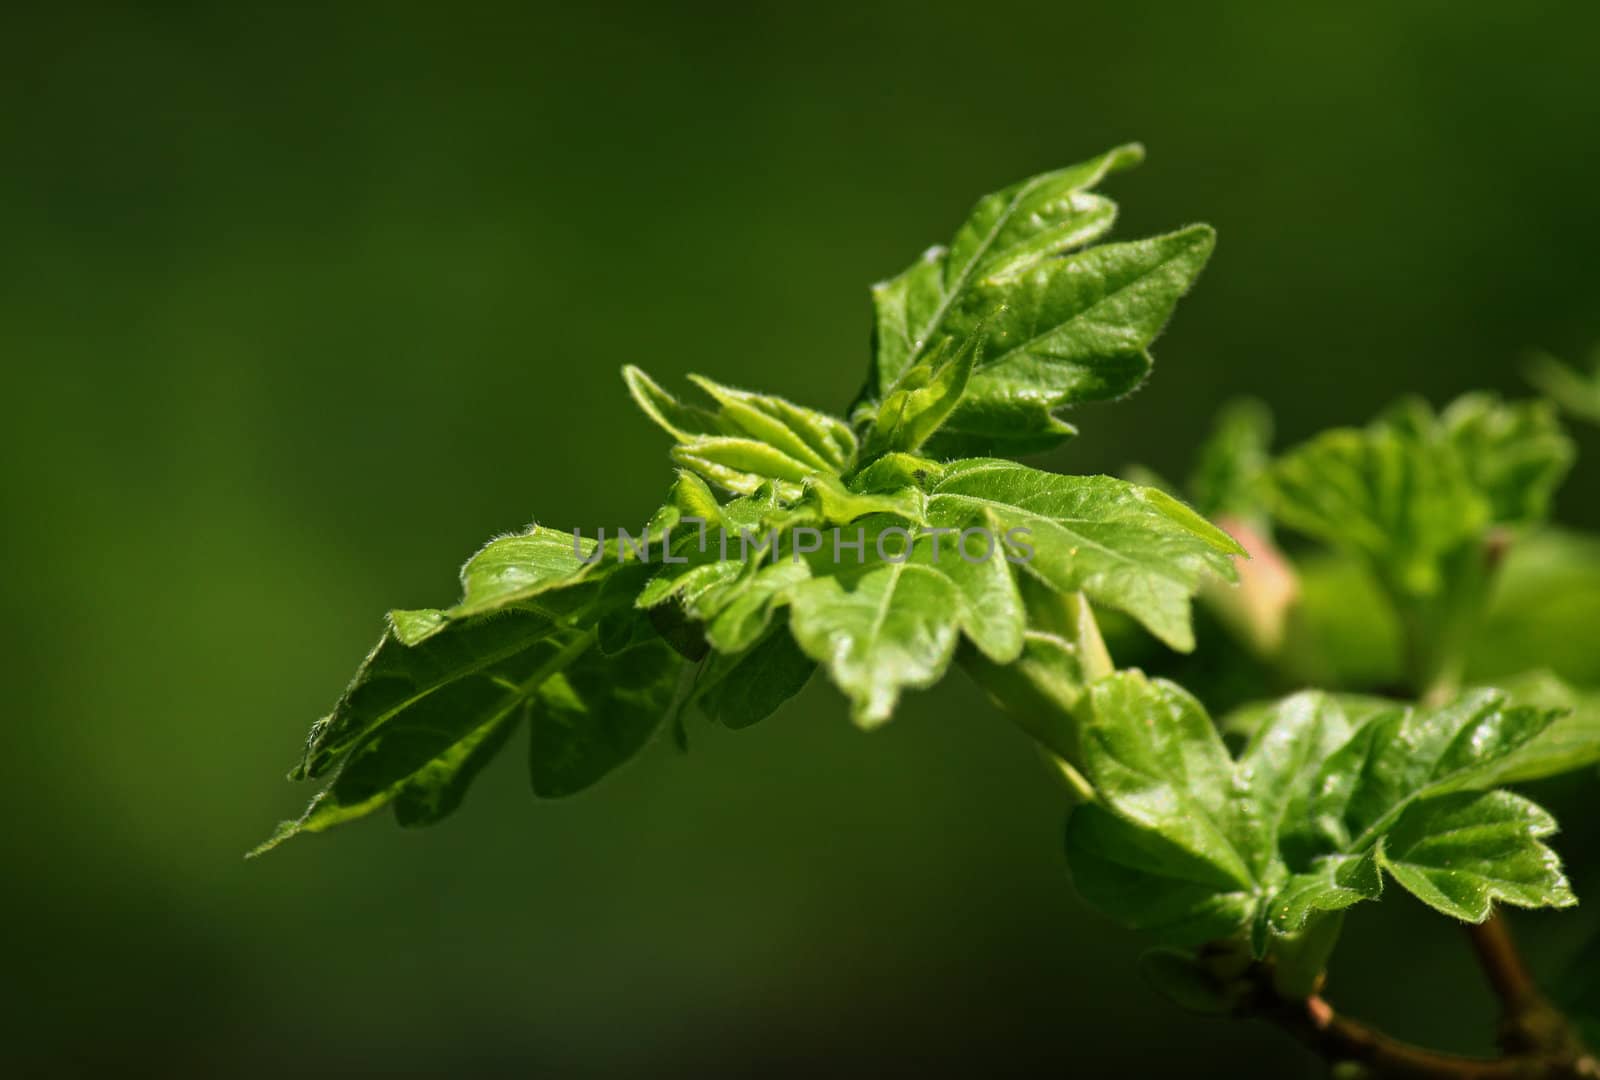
1067, 677, 1576, 992
257, 145, 1600, 1047
1092, 369, 1600, 1004
258, 145, 1235, 851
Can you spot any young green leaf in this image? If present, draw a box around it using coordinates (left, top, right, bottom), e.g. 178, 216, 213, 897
924, 225, 1216, 457
450, 526, 607, 621
865, 144, 1141, 400
625, 366, 855, 497
860, 334, 977, 458
1266, 854, 1383, 937
1470, 529, 1600, 688
855, 146, 1215, 456
1076, 674, 1256, 884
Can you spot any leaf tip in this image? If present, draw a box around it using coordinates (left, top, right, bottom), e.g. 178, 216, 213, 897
245, 820, 300, 859
1107, 142, 1147, 171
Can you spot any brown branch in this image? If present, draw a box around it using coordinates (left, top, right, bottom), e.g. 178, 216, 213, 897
1468, 916, 1539, 1024
1262, 992, 1559, 1079
1465, 913, 1594, 1065
1239, 934, 1600, 1080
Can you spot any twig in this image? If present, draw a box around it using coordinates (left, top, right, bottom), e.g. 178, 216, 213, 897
1465, 913, 1594, 1066
1243, 936, 1600, 1080
1468, 916, 1539, 1020
1263, 992, 1555, 1079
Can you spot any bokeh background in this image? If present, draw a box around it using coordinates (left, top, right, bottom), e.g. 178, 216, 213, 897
4, 2, 1599, 1075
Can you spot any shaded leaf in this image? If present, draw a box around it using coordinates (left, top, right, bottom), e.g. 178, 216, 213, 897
258, 634, 596, 851
693, 621, 817, 730
1066, 804, 1257, 947
529, 634, 684, 797
296, 611, 557, 780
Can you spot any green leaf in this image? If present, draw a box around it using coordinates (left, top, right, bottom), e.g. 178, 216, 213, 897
1269, 402, 1490, 599
627, 456, 1237, 729
1441, 393, 1573, 527
1063, 679, 1575, 957
865, 144, 1140, 400
1187, 398, 1274, 525
1376, 790, 1576, 921
693, 620, 817, 730
295, 611, 559, 780
1077, 674, 1256, 885
257, 632, 599, 852
1234, 692, 1399, 873
1137, 948, 1241, 1016
1265, 396, 1571, 691
1470, 529, 1600, 688
856, 147, 1215, 456
393, 705, 523, 826
451, 526, 606, 620
625, 366, 855, 496
925, 225, 1216, 457
928, 460, 1243, 651
787, 514, 1025, 727
1066, 804, 1258, 947
1472, 670, 1600, 786
1267, 854, 1382, 936
1294, 689, 1559, 857
861, 333, 977, 457
528, 633, 685, 797
699, 560, 812, 654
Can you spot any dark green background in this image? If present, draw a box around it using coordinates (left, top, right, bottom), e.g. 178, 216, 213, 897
4, 2, 1598, 1075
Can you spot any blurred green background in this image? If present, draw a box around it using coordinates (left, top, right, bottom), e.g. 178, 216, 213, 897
4, 2, 1599, 1075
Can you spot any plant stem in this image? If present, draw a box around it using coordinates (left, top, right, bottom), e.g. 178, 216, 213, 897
1468, 915, 1538, 1021
1248, 917, 1600, 1079
1263, 992, 1554, 1079
1465, 913, 1594, 1065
